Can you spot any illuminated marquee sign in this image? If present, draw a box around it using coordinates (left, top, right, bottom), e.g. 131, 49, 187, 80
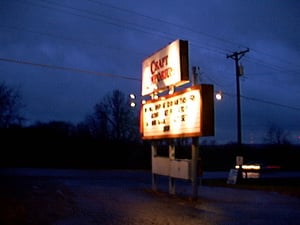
141, 39, 189, 96
140, 84, 214, 139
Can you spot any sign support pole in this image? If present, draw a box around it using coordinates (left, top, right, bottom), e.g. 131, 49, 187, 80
151, 141, 158, 191
191, 137, 199, 200
169, 139, 176, 195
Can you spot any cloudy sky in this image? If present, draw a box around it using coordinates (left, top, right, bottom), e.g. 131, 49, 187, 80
0, 0, 299, 144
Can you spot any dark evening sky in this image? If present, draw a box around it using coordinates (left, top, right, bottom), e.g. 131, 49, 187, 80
0, 0, 299, 144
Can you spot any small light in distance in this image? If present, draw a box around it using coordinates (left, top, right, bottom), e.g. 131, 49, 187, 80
129, 94, 136, 100
129, 94, 136, 107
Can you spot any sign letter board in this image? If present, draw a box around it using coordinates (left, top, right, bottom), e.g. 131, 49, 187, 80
140, 84, 214, 139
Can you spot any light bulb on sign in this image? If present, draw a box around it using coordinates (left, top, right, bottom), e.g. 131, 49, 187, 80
215, 91, 223, 101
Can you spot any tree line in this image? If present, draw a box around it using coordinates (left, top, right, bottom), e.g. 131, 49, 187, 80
0, 81, 140, 142
1, 81, 299, 170
1, 81, 149, 168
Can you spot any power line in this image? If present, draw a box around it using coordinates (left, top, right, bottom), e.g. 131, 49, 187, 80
88, 0, 300, 71
1, 1, 299, 115
0, 24, 147, 57
6, 0, 299, 76
1, 55, 299, 113
3, 22, 297, 89
0, 57, 141, 82
245, 56, 300, 76
223, 91, 300, 112
15, 0, 177, 44
88, 0, 244, 51
241, 95, 300, 112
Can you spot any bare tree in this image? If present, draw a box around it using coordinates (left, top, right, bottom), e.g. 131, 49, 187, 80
85, 89, 140, 142
264, 123, 290, 144
84, 106, 110, 140
0, 82, 25, 128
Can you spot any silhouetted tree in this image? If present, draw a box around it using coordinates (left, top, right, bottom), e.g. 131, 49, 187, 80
31, 120, 76, 138
78, 102, 111, 141
0, 81, 25, 128
85, 89, 140, 142
264, 123, 290, 144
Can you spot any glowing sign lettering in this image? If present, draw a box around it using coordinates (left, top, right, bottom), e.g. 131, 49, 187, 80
142, 39, 189, 96
141, 87, 201, 139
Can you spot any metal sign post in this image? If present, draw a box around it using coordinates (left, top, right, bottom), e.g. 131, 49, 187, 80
151, 141, 158, 191
191, 137, 199, 199
169, 140, 176, 195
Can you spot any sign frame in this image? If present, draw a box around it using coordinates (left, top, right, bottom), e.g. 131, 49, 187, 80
140, 84, 214, 140
141, 39, 189, 96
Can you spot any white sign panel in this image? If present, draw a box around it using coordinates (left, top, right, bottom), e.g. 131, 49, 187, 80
140, 86, 201, 139
142, 39, 189, 96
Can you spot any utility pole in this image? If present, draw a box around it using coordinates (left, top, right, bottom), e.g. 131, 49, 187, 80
192, 66, 200, 85
227, 48, 249, 182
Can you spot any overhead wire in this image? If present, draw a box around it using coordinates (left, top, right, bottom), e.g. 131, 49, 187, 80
0, 57, 141, 81
85, 0, 300, 92
15, 0, 181, 45
87, 0, 244, 53
87, 0, 300, 74
0, 24, 147, 57
13, 0, 230, 57
1, 55, 299, 113
1, 0, 299, 112
8, 0, 299, 76
221, 91, 300, 112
